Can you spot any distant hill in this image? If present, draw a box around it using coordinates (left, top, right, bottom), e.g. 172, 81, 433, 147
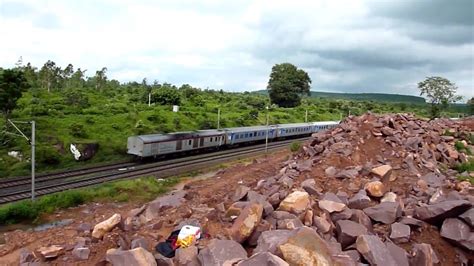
254, 90, 426, 104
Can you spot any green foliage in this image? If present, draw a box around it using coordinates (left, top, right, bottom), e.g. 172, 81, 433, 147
454, 159, 474, 173
418, 76, 462, 119
37, 145, 61, 165
457, 175, 474, 185
151, 86, 181, 105
69, 123, 87, 138
290, 141, 301, 152
0, 176, 179, 224
267, 63, 311, 107
0, 69, 30, 119
468, 97, 474, 115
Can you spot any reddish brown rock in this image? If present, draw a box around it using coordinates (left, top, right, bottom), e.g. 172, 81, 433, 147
301, 179, 321, 195
365, 181, 385, 197
230, 202, 263, 243
363, 202, 402, 224
36, 245, 64, 259
410, 243, 439, 266
142, 191, 186, 221
175, 246, 199, 266
225, 202, 249, 218
350, 209, 373, 232
236, 252, 288, 266
92, 213, 122, 239
278, 227, 348, 265
356, 235, 397, 266
277, 191, 310, 215
440, 218, 474, 251
336, 220, 368, 248
459, 208, 474, 227
389, 222, 411, 243
371, 165, 392, 180
348, 190, 371, 209
198, 239, 247, 265
247, 220, 272, 246
319, 192, 347, 213
385, 242, 409, 266
253, 230, 295, 256
414, 200, 472, 225
106, 247, 157, 266
232, 185, 250, 201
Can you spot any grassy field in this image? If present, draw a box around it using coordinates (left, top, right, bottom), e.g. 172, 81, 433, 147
0, 176, 180, 224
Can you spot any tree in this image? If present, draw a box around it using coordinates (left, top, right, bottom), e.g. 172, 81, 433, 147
62, 63, 74, 88
151, 85, 181, 105
94, 67, 108, 91
0, 69, 30, 121
38, 60, 61, 92
267, 63, 311, 107
418, 76, 462, 118
468, 97, 474, 115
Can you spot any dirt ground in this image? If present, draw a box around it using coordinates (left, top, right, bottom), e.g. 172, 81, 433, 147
0, 150, 292, 265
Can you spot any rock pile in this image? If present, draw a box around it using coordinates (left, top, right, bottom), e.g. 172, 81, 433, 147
18, 113, 473, 265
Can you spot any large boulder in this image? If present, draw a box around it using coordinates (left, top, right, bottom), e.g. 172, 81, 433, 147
356, 235, 397, 266
142, 191, 186, 222
336, 220, 368, 248
236, 252, 288, 266
440, 218, 474, 251
278, 227, 350, 265
230, 202, 263, 243
385, 242, 409, 266
253, 230, 295, 256
106, 247, 156, 266
278, 191, 310, 215
92, 213, 121, 239
198, 239, 247, 266
175, 246, 200, 266
363, 202, 402, 224
414, 200, 472, 225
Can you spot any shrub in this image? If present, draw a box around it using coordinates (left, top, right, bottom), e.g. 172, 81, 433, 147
290, 141, 301, 152
37, 146, 61, 165
69, 123, 87, 138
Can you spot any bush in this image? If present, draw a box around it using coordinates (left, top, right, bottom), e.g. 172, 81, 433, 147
37, 146, 61, 165
69, 123, 87, 138
290, 141, 301, 152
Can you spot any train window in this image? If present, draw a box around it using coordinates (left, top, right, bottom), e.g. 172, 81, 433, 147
188, 139, 192, 145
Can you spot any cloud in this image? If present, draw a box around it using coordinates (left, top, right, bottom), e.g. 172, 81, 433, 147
0, 0, 472, 99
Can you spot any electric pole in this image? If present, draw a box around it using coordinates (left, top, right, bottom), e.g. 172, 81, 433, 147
217, 108, 221, 129
5, 120, 36, 200
265, 106, 269, 153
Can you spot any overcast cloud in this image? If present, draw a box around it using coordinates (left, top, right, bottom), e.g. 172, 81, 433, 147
0, 0, 473, 98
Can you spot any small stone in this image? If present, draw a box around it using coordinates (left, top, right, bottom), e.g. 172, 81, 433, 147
390, 223, 411, 243
381, 192, 397, 203
459, 208, 474, 227
72, 247, 90, 260
92, 213, 122, 239
348, 190, 371, 209
398, 216, 424, 228
313, 214, 333, 233
325, 166, 337, 177
19, 248, 34, 263
365, 181, 385, 197
247, 220, 272, 246
364, 202, 402, 224
371, 165, 392, 180
336, 220, 368, 248
301, 179, 321, 195
350, 209, 373, 232
225, 202, 249, 217
232, 186, 250, 201
36, 245, 64, 259
131, 237, 148, 250
319, 192, 347, 213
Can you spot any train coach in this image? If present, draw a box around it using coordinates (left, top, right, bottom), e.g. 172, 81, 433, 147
127, 120, 339, 158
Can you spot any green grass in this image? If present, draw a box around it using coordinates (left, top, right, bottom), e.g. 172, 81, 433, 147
290, 141, 301, 152
0, 176, 180, 224
457, 175, 474, 184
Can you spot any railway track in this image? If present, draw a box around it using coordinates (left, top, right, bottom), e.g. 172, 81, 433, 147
0, 138, 308, 204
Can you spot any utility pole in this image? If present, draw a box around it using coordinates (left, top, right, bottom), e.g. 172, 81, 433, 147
6, 120, 36, 200
217, 108, 221, 129
265, 106, 269, 153
148, 93, 151, 107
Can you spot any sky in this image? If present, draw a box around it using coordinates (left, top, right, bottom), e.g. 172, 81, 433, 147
0, 0, 473, 98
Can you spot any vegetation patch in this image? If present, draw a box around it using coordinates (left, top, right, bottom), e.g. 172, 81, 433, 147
0, 176, 179, 224
290, 141, 301, 152
454, 159, 474, 173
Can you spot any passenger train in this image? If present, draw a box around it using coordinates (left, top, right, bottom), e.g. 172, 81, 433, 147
127, 121, 339, 158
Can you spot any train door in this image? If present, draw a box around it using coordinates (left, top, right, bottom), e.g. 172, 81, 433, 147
199, 137, 204, 147
193, 138, 199, 148
176, 140, 182, 151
